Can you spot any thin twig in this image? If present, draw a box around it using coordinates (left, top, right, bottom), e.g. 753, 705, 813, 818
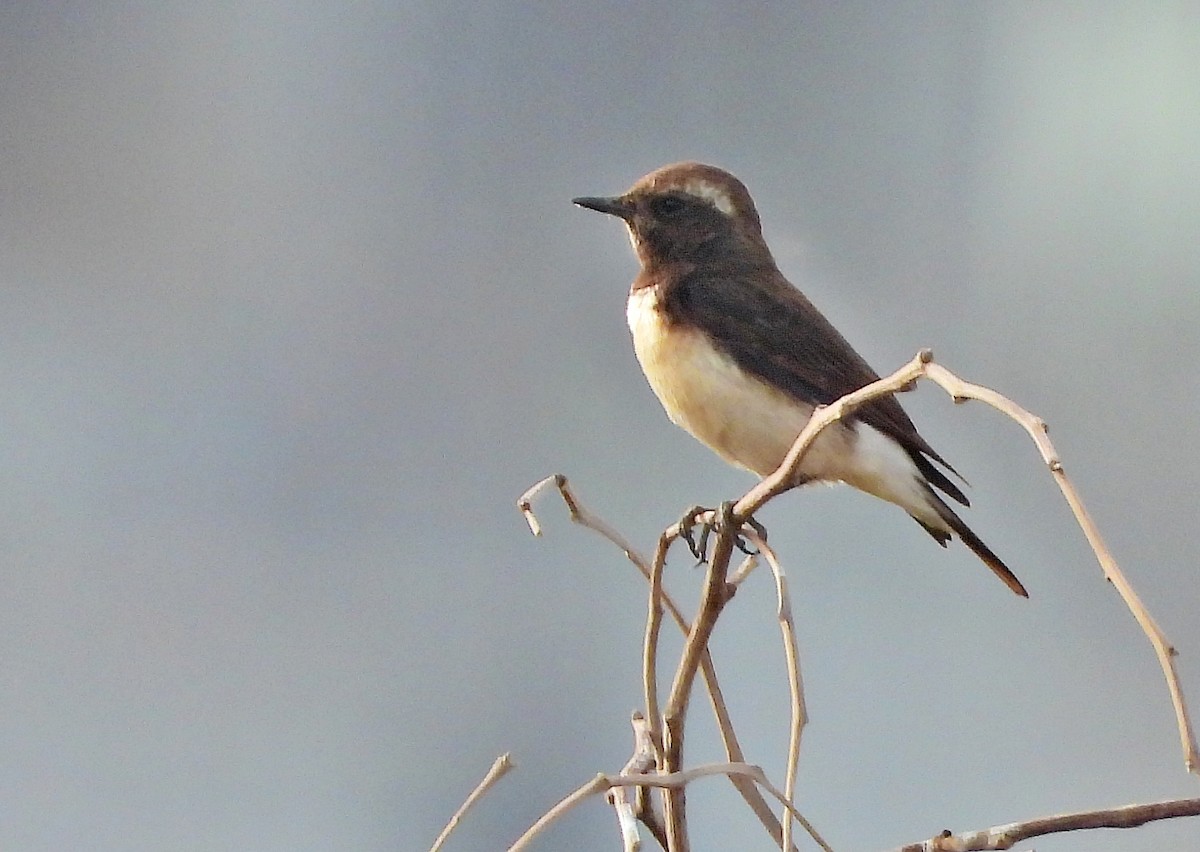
509, 773, 610, 852
520, 476, 800, 850
608, 712, 659, 851
742, 528, 808, 852
509, 762, 832, 852
662, 503, 740, 851
643, 532, 671, 764
729, 552, 760, 586
519, 474, 643, 561
921, 361, 1199, 774
890, 795, 1200, 851
728, 350, 1196, 775
429, 753, 515, 852
733, 351, 931, 521
515, 350, 1195, 852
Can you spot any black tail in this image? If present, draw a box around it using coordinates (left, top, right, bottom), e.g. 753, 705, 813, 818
914, 491, 1028, 598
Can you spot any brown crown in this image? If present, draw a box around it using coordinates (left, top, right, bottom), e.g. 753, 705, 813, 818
628, 162, 762, 235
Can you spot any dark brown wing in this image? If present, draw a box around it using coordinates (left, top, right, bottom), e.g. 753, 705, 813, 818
661, 265, 969, 506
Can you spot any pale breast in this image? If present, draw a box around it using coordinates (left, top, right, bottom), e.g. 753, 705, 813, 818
625, 286, 854, 480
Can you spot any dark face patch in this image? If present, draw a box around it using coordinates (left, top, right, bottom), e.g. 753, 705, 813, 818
628, 188, 740, 263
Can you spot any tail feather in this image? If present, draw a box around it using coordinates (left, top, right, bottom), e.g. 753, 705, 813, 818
911, 452, 969, 507
913, 491, 1028, 598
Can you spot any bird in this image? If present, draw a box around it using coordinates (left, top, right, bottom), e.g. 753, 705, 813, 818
572, 162, 1027, 597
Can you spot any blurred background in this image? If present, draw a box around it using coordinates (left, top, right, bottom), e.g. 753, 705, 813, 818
2, 2, 1198, 850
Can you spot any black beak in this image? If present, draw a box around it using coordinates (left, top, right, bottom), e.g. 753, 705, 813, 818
572, 195, 634, 220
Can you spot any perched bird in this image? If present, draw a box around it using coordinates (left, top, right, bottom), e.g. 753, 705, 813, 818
573, 162, 1027, 597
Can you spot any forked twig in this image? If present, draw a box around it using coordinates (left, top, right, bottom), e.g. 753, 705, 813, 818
508, 761, 832, 852
519, 476, 800, 850
510, 350, 1197, 852
922, 360, 1197, 773
732, 349, 1196, 775
608, 711, 660, 851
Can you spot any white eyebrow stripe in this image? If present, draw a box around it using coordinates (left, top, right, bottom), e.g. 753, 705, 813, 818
682, 179, 735, 216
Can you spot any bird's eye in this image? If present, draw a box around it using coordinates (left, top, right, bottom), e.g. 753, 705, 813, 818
650, 195, 687, 217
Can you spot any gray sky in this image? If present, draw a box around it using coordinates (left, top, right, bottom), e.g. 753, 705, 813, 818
2, 3, 1199, 850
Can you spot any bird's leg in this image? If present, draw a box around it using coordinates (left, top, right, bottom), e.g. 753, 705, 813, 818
677, 504, 714, 564
678, 504, 768, 561
733, 515, 768, 556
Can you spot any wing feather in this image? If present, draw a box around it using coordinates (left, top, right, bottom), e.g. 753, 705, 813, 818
661, 266, 969, 506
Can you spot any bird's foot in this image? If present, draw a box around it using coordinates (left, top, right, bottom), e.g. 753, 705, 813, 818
678, 504, 713, 564
677, 502, 767, 563
736, 515, 768, 556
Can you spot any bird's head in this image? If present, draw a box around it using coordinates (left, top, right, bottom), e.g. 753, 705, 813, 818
574, 162, 768, 269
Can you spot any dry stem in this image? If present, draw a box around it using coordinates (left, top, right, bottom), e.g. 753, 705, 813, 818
742, 527, 808, 852
608, 711, 660, 851
519, 476, 799, 849
732, 349, 1196, 774
660, 502, 740, 851
429, 752, 514, 852
512, 349, 1197, 851
921, 361, 1197, 773
890, 795, 1200, 851
508, 761, 831, 852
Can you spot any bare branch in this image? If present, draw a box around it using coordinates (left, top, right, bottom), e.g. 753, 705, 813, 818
509, 772, 610, 852
643, 532, 671, 765
608, 712, 659, 851
429, 753, 515, 852
662, 502, 741, 850
742, 528, 808, 852
921, 361, 1199, 774
519, 476, 800, 849
890, 796, 1200, 851
509, 762, 832, 852
727, 350, 1196, 775
729, 552, 760, 586
514, 346, 1198, 852
519, 474, 643, 562
734, 351, 930, 520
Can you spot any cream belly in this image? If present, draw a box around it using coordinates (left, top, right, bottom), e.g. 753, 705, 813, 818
626, 286, 941, 526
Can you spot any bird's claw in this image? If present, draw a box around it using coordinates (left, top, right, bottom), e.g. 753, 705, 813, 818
677, 503, 766, 562
678, 504, 712, 564
735, 516, 768, 555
